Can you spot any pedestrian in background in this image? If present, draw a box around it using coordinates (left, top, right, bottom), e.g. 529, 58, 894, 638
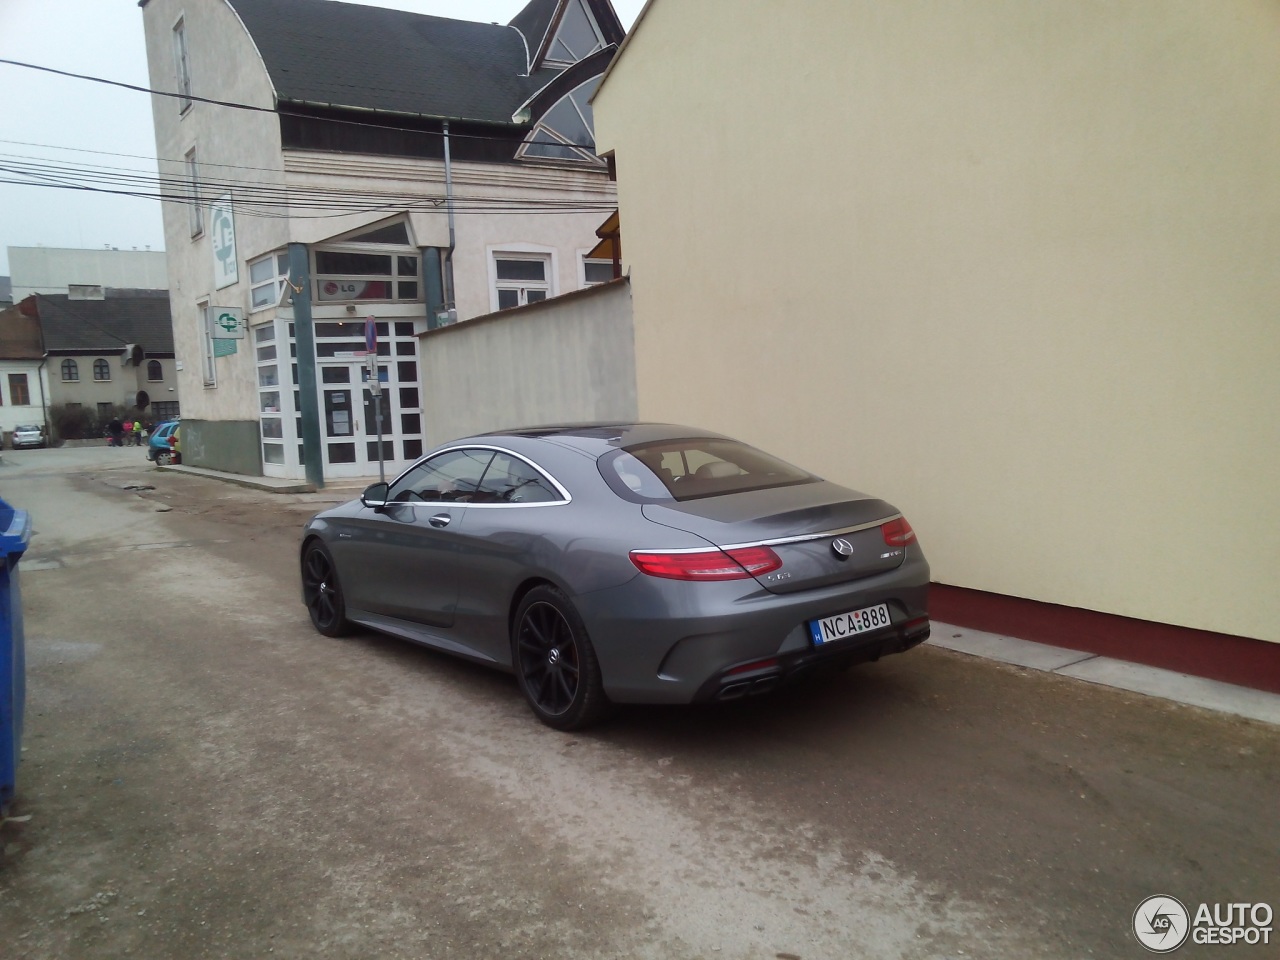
132, 420, 144, 446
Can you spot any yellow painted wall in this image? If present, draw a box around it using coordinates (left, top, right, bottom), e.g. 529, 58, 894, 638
594, 0, 1280, 642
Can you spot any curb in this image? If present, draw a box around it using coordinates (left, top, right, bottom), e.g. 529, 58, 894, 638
932, 623, 1280, 727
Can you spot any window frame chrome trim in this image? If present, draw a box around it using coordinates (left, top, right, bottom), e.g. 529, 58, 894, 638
382, 444, 573, 508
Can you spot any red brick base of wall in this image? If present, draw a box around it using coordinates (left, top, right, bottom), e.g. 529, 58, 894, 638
928, 584, 1280, 695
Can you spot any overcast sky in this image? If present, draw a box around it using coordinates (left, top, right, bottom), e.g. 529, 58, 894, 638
0, 0, 643, 276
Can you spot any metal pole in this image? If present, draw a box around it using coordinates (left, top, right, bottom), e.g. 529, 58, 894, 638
375, 389, 386, 484
366, 351, 386, 484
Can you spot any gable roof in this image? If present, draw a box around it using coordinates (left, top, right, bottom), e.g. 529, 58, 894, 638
33, 290, 174, 355
227, 0, 560, 124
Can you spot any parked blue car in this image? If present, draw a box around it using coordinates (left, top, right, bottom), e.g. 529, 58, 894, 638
146, 420, 181, 465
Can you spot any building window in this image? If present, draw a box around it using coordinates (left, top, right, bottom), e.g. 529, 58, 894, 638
152, 400, 181, 420
494, 255, 551, 310
61, 359, 79, 381
582, 257, 613, 286
545, 0, 606, 65
312, 251, 419, 303
93, 359, 111, 381
173, 18, 192, 113
518, 77, 604, 165
199, 301, 216, 387
8, 375, 30, 406
147, 360, 163, 381
250, 251, 291, 310
97, 402, 113, 419
185, 148, 203, 237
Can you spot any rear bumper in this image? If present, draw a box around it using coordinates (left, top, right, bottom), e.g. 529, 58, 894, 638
694, 619, 930, 702
577, 550, 930, 705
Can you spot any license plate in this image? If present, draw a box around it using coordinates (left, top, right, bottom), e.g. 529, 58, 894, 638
809, 603, 892, 645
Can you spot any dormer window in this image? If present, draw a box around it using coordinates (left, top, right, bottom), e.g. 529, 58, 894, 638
544, 0, 606, 67
518, 78, 604, 165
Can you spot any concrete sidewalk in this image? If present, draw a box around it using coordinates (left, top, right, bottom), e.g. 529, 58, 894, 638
157, 462, 1280, 728
157, 462, 376, 496
932, 624, 1280, 726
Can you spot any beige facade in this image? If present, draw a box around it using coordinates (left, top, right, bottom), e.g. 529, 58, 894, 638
48, 354, 180, 415
593, 0, 1280, 643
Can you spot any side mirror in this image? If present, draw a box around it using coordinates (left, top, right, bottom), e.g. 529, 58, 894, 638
360, 482, 390, 509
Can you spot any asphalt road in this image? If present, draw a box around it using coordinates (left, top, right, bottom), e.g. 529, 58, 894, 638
0, 446, 1276, 959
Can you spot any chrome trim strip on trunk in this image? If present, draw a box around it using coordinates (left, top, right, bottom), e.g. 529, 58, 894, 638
634, 515, 901, 554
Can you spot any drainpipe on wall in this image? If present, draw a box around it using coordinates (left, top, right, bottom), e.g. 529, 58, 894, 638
37, 356, 50, 443
422, 248, 446, 331
35, 306, 51, 442
442, 119, 457, 320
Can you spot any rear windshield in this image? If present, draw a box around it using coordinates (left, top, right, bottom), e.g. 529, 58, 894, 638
601, 438, 816, 502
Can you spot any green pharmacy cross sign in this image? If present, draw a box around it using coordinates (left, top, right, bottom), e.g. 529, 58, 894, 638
209, 306, 245, 357
214, 311, 244, 337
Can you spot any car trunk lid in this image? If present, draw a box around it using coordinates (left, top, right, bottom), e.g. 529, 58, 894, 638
640, 481, 907, 594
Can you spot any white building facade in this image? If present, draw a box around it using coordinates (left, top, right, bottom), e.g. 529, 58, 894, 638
141, 0, 623, 482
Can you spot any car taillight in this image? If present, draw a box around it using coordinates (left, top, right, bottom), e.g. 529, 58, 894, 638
881, 517, 916, 546
630, 546, 782, 581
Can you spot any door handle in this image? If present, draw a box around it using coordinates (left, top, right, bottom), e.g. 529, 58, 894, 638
428, 513, 451, 528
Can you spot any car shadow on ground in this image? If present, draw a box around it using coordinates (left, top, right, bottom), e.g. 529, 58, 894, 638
333, 618, 936, 751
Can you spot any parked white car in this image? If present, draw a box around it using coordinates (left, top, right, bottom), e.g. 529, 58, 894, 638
9, 424, 46, 449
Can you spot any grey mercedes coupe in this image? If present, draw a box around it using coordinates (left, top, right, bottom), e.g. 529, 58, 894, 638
301, 423, 930, 729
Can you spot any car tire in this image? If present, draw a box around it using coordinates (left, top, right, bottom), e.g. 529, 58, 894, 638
512, 585, 609, 731
155, 450, 173, 466
302, 540, 351, 637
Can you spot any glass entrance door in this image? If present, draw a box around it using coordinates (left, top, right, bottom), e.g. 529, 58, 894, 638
321, 365, 362, 475
310, 320, 426, 480
318, 361, 401, 478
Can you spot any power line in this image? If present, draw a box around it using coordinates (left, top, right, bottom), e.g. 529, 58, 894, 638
0, 149, 616, 212
0, 172, 618, 219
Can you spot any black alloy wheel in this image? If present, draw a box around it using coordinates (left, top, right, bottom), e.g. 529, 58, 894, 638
302, 541, 350, 637
513, 586, 608, 730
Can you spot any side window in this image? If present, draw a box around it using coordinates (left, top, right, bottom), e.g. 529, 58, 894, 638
474, 453, 562, 504
173, 18, 192, 113
493, 255, 550, 310
387, 448, 494, 503
185, 147, 202, 237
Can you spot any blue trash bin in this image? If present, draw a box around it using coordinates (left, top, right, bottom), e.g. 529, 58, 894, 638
0, 497, 32, 810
